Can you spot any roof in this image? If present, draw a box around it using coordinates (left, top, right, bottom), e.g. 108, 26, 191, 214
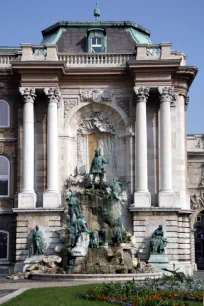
41, 21, 152, 52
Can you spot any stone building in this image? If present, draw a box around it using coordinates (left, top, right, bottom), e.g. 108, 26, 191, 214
0, 12, 200, 274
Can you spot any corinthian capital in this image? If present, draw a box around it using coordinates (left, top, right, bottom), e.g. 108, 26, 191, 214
44, 87, 61, 104
133, 86, 149, 103
158, 86, 174, 103
19, 87, 36, 103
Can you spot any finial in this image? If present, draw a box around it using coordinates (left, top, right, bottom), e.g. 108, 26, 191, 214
94, 2, 100, 21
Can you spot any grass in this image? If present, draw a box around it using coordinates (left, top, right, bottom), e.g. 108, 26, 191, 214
2, 285, 203, 306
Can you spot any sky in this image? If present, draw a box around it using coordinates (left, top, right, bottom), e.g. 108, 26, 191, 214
0, 0, 203, 133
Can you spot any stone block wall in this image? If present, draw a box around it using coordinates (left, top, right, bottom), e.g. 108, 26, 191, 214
15, 210, 63, 264
133, 211, 192, 264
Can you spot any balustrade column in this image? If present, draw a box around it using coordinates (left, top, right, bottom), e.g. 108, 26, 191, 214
43, 88, 61, 208
158, 87, 175, 207
133, 87, 151, 207
18, 88, 37, 208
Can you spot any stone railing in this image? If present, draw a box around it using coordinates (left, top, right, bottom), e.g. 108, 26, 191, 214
58, 53, 135, 66
0, 54, 21, 66
0, 43, 186, 67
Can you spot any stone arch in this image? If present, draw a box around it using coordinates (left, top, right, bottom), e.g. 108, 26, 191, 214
62, 103, 127, 181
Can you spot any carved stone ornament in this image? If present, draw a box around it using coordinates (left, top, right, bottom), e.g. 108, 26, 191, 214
190, 194, 204, 210
64, 99, 77, 117
80, 89, 112, 103
199, 164, 204, 187
133, 87, 149, 102
7, 152, 16, 163
185, 96, 189, 111
117, 97, 130, 116
19, 87, 36, 103
44, 88, 61, 104
158, 86, 174, 103
0, 143, 4, 154
78, 112, 116, 136
196, 135, 204, 149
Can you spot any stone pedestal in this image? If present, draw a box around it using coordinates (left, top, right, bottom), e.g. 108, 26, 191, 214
18, 192, 37, 208
148, 253, 170, 271
43, 192, 61, 208
134, 191, 151, 207
158, 191, 176, 208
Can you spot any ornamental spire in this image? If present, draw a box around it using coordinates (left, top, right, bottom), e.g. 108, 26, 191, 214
94, 2, 100, 21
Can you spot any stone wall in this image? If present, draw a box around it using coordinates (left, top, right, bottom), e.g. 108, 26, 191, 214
15, 210, 63, 269
132, 210, 192, 273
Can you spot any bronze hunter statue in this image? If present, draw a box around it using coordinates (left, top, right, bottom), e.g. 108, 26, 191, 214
150, 225, 168, 254
89, 148, 107, 186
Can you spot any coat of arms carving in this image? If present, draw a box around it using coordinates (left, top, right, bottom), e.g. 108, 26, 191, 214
80, 89, 112, 103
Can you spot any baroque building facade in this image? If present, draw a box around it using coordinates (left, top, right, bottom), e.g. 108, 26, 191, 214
0, 17, 200, 274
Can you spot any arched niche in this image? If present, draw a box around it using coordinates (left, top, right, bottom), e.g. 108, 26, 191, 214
64, 103, 127, 180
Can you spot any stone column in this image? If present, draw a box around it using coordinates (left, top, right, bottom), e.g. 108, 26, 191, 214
177, 93, 189, 209
43, 88, 61, 208
133, 87, 151, 207
158, 86, 175, 207
18, 88, 37, 208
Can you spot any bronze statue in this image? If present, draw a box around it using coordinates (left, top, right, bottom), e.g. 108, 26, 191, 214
65, 191, 81, 223
112, 218, 123, 244
89, 230, 99, 248
150, 225, 168, 254
89, 148, 107, 185
33, 225, 44, 255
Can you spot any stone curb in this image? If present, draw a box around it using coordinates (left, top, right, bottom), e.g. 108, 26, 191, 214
0, 288, 28, 305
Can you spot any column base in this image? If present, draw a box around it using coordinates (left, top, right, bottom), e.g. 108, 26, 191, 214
43, 191, 61, 208
158, 191, 176, 208
134, 191, 151, 207
18, 192, 36, 208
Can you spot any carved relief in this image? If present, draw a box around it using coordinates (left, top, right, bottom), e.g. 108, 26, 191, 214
78, 112, 116, 136
196, 135, 204, 149
199, 164, 204, 187
77, 112, 117, 178
0, 143, 4, 154
80, 89, 112, 103
64, 99, 77, 117
117, 98, 130, 116
7, 152, 15, 163
190, 194, 204, 210
188, 163, 204, 186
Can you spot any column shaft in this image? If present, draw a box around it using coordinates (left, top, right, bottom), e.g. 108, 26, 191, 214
160, 99, 172, 191
133, 87, 151, 207
23, 101, 35, 191
47, 100, 59, 191
43, 88, 61, 208
158, 86, 175, 207
18, 88, 37, 208
136, 101, 148, 191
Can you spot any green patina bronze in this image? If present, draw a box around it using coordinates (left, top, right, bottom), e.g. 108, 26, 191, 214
89, 148, 107, 185
89, 230, 99, 248
33, 225, 45, 255
65, 191, 81, 223
94, 2, 100, 21
150, 225, 168, 254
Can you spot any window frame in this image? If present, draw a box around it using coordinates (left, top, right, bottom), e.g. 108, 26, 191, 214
0, 230, 9, 261
0, 156, 10, 198
197, 216, 201, 222
87, 28, 107, 53
0, 99, 10, 128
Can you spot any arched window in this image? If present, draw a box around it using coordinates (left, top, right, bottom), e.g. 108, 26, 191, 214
0, 99, 10, 127
0, 156, 10, 197
0, 230, 9, 260
87, 28, 107, 53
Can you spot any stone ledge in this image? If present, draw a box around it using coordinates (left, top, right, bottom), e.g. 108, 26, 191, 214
13, 208, 64, 213
130, 207, 192, 214
30, 272, 162, 282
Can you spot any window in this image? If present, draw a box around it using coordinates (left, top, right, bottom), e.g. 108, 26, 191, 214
0, 100, 10, 127
0, 231, 9, 260
0, 156, 10, 197
87, 28, 107, 53
91, 37, 103, 53
197, 216, 201, 222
